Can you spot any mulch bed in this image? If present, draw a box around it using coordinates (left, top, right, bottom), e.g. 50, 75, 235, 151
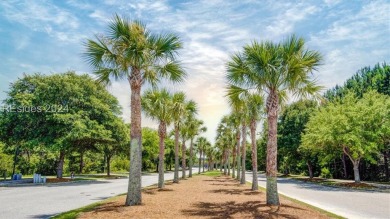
46, 178, 72, 183
78, 174, 331, 219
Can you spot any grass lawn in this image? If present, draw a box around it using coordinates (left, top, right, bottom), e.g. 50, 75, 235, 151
54, 170, 341, 219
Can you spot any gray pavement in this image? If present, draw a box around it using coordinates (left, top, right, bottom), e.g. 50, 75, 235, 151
0, 169, 197, 219
245, 172, 390, 219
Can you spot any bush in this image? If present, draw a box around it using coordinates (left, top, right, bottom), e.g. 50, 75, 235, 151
320, 167, 332, 178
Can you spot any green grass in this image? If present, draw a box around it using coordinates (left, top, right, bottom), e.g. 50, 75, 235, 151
52, 195, 123, 219
200, 170, 222, 177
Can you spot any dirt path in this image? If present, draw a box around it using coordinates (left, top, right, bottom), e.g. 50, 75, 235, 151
78, 173, 331, 219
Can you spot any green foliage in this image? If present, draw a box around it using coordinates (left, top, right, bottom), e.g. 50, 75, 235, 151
278, 100, 318, 174
320, 167, 332, 179
302, 91, 390, 181
0, 72, 123, 176
0, 142, 13, 177
324, 62, 390, 100
141, 127, 159, 171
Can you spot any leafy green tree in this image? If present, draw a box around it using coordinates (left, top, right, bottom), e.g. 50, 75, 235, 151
278, 100, 318, 176
227, 35, 322, 205
84, 14, 185, 205
141, 127, 159, 171
100, 118, 129, 176
0, 142, 13, 178
1, 72, 120, 178
142, 89, 173, 188
324, 63, 389, 100
302, 91, 390, 183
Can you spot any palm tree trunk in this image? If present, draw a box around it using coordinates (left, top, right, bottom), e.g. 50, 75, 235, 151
236, 131, 241, 180
174, 125, 180, 183
202, 150, 205, 173
227, 150, 230, 176
241, 123, 247, 184
189, 138, 194, 177
266, 91, 280, 206
223, 150, 227, 175
158, 122, 166, 188
198, 150, 202, 174
126, 72, 142, 206
232, 143, 236, 178
181, 138, 186, 179
250, 119, 258, 190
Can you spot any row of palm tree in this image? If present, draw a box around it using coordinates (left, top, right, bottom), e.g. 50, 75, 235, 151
223, 35, 322, 205
84, 14, 208, 206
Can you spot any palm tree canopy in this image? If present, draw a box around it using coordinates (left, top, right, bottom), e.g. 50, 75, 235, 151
141, 88, 173, 124
84, 14, 186, 86
227, 35, 323, 99
171, 93, 197, 126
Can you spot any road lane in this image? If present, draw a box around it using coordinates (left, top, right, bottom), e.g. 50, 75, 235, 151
245, 172, 390, 219
0, 169, 197, 219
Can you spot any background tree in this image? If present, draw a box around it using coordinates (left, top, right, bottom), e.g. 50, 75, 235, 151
171, 93, 196, 183
84, 14, 185, 205
142, 89, 173, 188
1, 72, 121, 178
278, 100, 318, 176
187, 118, 206, 177
302, 91, 390, 183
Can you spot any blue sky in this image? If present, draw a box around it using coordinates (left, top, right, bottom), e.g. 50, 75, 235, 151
0, 0, 389, 142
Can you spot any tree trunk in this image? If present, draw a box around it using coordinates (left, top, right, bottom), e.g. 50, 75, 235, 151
266, 91, 280, 206
158, 122, 166, 188
236, 130, 241, 180
383, 150, 389, 182
223, 150, 227, 175
198, 150, 202, 174
189, 138, 194, 177
307, 161, 313, 179
250, 119, 258, 191
353, 160, 361, 183
107, 155, 111, 176
181, 138, 186, 179
343, 146, 361, 183
56, 150, 65, 178
12, 145, 19, 177
342, 153, 347, 179
232, 143, 236, 178
202, 151, 205, 173
174, 125, 180, 183
126, 71, 142, 206
227, 150, 230, 175
79, 150, 84, 174
241, 123, 247, 184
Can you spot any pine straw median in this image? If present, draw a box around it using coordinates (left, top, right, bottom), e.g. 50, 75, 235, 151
68, 172, 334, 219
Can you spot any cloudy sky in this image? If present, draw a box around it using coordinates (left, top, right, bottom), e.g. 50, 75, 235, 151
0, 0, 389, 142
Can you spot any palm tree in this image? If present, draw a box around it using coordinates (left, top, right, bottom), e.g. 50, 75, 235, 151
171, 93, 196, 183
227, 35, 322, 205
84, 14, 185, 206
187, 118, 207, 177
196, 137, 207, 174
141, 89, 172, 188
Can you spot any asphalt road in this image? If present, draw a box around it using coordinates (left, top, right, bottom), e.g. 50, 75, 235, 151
245, 172, 390, 219
0, 169, 197, 219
